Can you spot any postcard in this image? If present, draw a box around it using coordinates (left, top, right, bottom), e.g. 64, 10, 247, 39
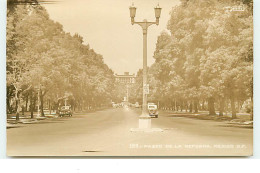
6, 0, 253, 156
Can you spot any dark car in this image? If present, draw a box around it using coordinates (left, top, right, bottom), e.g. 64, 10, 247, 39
59, 106, 72, 117
148, 104, 158, 118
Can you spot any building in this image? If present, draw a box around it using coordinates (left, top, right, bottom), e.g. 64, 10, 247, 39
114, 72, 136, 103
114, 72, 136, 84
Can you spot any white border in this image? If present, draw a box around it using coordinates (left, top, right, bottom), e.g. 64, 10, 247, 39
0, 0, 259, 159
0, 0, 7, 159
253, 0, 260, 159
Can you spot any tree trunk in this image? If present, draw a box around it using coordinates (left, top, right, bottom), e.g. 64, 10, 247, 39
189, 102, 193, 113
230, 94, 236, 119
48, 99, 51, 114
219, 97, 224, 116
25, 93, 29, 112
237, 101, 240, 113
208, 97, 216, 115
250, 96, 253, 121
80, 101, 83, 111
174, 100, 177, 111
40, 90, 45, 117
202, 100, 205, 110
15, 90, 20, 121
15, 99, 18, 116
22, 105, 25, 115
16, 100, 20, 121
6, 97, 11, 114
194, 100, 198, 113
30, 91, 35, 119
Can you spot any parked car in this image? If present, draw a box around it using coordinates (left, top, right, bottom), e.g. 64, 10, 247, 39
148, 104, 158, 118
148, 102, 155, 106
43, 108, 51, 115
59, 106, 72, 117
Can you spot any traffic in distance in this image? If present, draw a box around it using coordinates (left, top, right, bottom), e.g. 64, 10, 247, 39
41, 101, 158, 118
112, 102, 159, 118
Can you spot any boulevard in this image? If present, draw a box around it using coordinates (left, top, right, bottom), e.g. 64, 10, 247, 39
7, 108, 253, 156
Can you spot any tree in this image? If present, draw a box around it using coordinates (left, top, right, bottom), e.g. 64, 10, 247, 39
6, 3, 116, 119
138, 0, 253, 118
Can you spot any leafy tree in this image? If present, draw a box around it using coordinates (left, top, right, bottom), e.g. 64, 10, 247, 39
131, 0, 253, 118
6, 2, 116, 119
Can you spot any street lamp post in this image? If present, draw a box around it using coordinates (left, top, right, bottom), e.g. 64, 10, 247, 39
129, 3, 162, 128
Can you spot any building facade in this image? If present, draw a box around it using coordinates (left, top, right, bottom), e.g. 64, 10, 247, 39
114, 72, 136, 84
114, 72, 136, 103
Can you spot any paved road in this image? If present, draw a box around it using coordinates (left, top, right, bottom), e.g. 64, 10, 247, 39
7, 108, 253, 156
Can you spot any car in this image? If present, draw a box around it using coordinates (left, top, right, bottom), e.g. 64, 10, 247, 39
148, 102, 155, 106
135, 102, 140, 108
148, 104, 158, 118
43, 108, 51, 115
59, 106, 72, 117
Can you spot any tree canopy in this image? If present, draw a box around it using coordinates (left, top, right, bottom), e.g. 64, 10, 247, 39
6, 3, 116, 119
131, 0, 253, 118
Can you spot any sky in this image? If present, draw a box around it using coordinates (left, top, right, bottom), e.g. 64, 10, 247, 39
43, 0, 180, 75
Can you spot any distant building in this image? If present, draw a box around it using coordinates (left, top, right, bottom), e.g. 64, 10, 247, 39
114, 72, 136, 103
114, 72, 136, 84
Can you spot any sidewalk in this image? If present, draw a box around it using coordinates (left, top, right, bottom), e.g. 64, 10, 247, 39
161, 110, 253, 128
6, 107, 112, 128
6, 112, 59, 129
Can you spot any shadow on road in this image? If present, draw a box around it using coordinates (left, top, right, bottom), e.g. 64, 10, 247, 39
82, 150, 103, 153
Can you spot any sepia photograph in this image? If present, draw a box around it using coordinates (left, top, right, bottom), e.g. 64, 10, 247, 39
6, 0, 253, 156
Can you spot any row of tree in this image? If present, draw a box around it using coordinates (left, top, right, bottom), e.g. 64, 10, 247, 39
129, 0, 253, 119
7, 2, 116, 120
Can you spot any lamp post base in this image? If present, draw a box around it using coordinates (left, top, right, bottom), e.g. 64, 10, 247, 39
139, 116, 151, 129
129, 116, 163, 132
